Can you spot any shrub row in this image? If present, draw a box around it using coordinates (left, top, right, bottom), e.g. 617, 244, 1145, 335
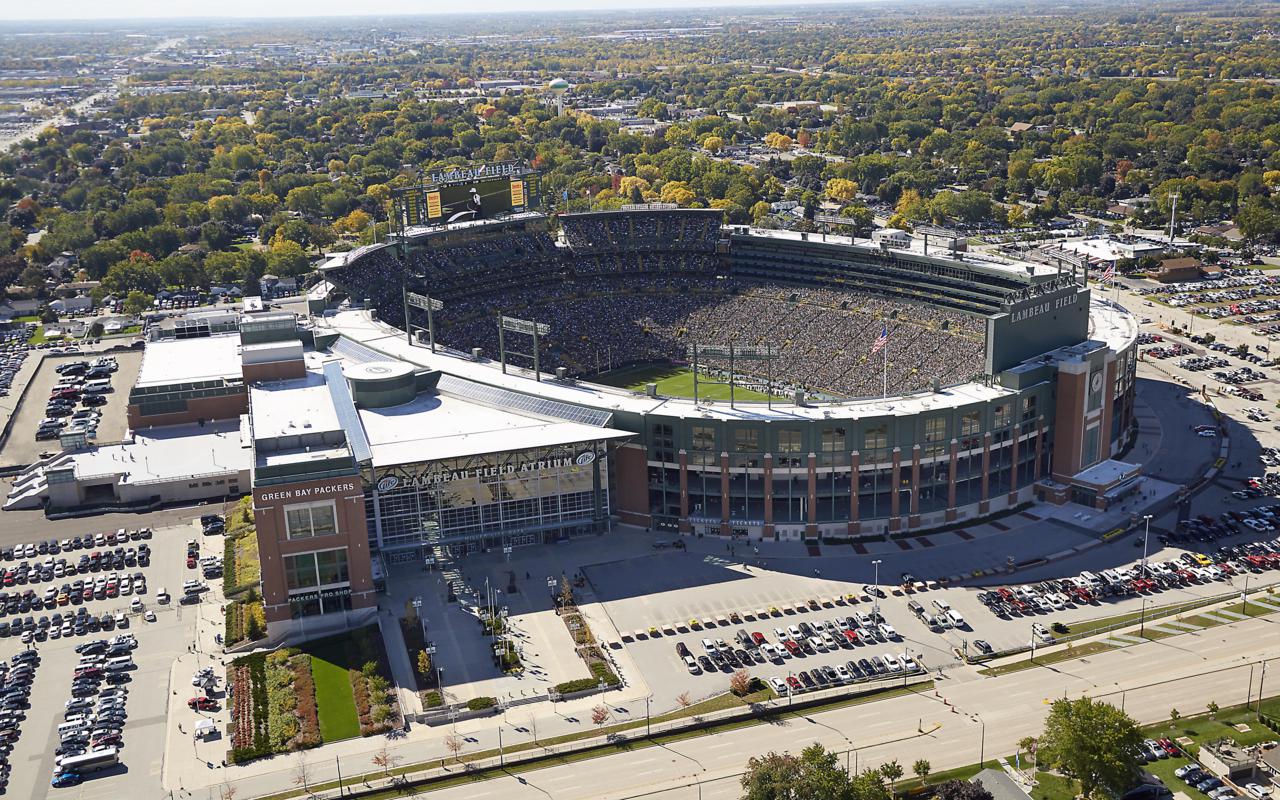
291, 655, 321, 749
466, 696, 496, 712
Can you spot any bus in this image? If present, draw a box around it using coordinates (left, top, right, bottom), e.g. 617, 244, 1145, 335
55, 747, 118, 773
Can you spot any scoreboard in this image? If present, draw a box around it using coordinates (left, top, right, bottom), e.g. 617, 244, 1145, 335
425, 176, 530, 224
391, 162, 540, 234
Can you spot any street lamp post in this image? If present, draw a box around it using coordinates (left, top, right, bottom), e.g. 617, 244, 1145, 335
645, 696, 651, 737
1139, 597, 1148, 636
871, 559, 882, 621
1141, 514, 1153, 573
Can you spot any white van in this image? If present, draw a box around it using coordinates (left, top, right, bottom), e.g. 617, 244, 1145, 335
104, 656, 134, 672
83, 379, 111, 394
58, 720, 89, 736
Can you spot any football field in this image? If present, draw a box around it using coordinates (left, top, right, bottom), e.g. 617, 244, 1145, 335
592, 363, 785, 402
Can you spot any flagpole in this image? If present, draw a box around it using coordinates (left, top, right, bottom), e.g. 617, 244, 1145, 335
882, 328, 888, 399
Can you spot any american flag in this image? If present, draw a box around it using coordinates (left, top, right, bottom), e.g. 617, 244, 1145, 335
1100, 263, 1115, 282
871, 324, 889, 355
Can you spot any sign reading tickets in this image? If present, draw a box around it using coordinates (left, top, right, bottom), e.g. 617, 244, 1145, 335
510, 178, 525, 207
256, 481, 359, 504
426, 191, 442, 219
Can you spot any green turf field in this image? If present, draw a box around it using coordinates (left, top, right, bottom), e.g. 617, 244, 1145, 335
592, 363, 785, 402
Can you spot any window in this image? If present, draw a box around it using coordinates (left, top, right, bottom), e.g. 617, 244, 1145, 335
959, 412, 981, 449
863, 425, 887, 454
924, 417, 947, 457
284, 549, 349, 591
284, 501, 338, 540
777, 429, 802, 453
1024, 394, 1039, 421
820, 427, 846, 453
692, 425, 716, 452
993, 404, 1011, 430
651, 423, 675, 463
734, 428, 759, 453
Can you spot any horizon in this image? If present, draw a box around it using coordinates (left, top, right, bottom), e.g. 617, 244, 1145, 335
1, 0, 883, 24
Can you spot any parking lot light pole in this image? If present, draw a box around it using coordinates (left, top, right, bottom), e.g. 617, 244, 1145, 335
871, 559, 882, 620
645, 696, 651, 736
1141, 515, 1153, 573
1139, 597, 1147, 636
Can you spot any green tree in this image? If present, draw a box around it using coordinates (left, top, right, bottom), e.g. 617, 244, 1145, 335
1038, 697, 1143, 800
122, 290, 152, 316
879, 759, 904, 785
740, 745, 883, 800
912, 759, 931, 786
933, 779, 993, 800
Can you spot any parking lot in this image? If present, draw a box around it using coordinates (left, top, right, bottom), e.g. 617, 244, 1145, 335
0, 519, 212, 798
0, 349, 140, 468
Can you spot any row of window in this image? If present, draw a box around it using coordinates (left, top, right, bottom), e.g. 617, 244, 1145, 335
649, 400, 1036, 463
283, 548, 349, 591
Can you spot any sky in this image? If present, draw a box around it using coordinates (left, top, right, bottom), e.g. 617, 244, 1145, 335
1, 0, 849, 22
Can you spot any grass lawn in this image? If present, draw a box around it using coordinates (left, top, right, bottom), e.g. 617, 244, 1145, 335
593, 362, 786, 402
306, 638, 361, 742
27, 326, 47, 344
1028, 771, 1078, 800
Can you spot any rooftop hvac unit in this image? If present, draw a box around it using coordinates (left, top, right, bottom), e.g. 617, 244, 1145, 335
471, 347, 483, 360
555, 367, 568, 379
646, 383, 658, 397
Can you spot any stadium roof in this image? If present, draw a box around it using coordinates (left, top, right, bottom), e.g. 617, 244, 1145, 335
357, 392, 632, 468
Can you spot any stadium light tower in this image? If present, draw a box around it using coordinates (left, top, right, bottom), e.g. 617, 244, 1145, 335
546, 78, 569, 116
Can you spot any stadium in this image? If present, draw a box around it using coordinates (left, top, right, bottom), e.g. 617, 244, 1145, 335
309, 177, 1140, 556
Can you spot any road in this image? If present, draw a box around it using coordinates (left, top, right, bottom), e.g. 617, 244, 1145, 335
416, 612, 1278, 800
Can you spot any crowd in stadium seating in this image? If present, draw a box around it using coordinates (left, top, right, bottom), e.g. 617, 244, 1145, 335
329, 211, 986, 399
560, 211, 720, 254
437, 272, 985, 399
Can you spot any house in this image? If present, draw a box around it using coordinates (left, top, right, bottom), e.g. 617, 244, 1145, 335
49, 296, 93, 315
972, 769, 1034, 800
1151, 257, 1203, 284
45, 252, 78, 280
1007, 122, 1033, 135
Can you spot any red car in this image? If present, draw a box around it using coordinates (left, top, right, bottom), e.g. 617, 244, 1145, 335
750, 631, 765, 645
91, 734, 122, 748
786, 675, 802, 692
842, 629, 859, 645
1157, 738, 1179, 756
75, 667, 102, 679
187, 696, 218, 711
186, 554, 196, 568
783, 640, 801, 656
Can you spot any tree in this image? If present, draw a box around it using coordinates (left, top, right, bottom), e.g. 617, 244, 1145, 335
217, 782, 238, 800
591, 704, 610, 728
1038, 697, 1143, 800
730, 668, 752, 696
933, 779, 994, 800
371, 743, 401, 778
291, 753, 312, 795
1169, 708, 1180, 726
1207, 701, 1219, 717
676, 691, 692, 712
443, 733, 464, 763
826, 178, 859, 203
703, 135, 724, 153
879, 758, 904, 785
912, 759, 931, 786
122, 290, 152, 316
740, 745, 873, 800
417, 649, 432, 681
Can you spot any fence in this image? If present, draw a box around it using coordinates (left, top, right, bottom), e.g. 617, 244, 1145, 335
255, 673, 932, 800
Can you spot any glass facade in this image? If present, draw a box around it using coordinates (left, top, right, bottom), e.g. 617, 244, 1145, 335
284, 549, 352, 619
643, 388, 1063, 532
367, 443, 608, 556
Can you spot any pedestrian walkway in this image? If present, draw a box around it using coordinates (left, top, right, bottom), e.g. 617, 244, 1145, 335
1148, 625, 1182, 635
1106, 633, 1147, 645
1162, 620, 1202, 631
1215, 609, 1248, 620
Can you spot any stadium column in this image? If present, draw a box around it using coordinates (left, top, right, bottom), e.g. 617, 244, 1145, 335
888, 447, 902, 533
848, 450, 861, 537
909, 445, 921, 530
979, 432, 992, 515
1007, 427, 1021, 506
678, 449, 691, 535
806, 452, 817, 540
763, 453, 775, 541
719, 451, 731, 537
946, 439, 959, 523
1098, 354, 1118, 455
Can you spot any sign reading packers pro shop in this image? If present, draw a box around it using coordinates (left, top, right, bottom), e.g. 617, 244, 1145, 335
375, 449, 598, 492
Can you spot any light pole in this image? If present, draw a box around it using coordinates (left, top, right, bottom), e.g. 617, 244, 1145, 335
1141, 514, 1153, 573
871, 559, 882, 621
1259, 661, 1268, 720
1139, 596, 1147, 636
976, 714, 986, 766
